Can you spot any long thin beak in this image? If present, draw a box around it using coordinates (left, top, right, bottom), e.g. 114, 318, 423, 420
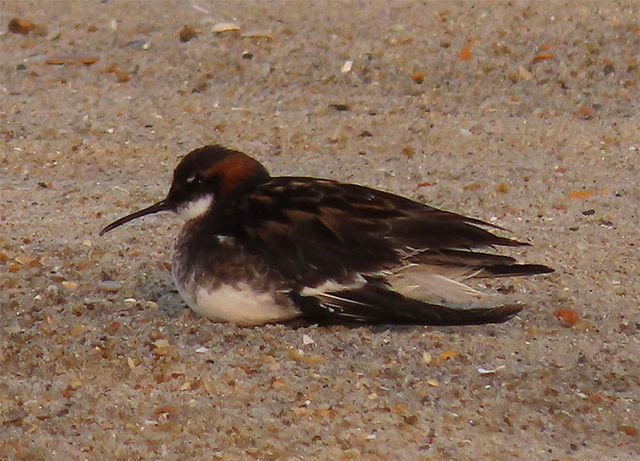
99, 200, 172, 235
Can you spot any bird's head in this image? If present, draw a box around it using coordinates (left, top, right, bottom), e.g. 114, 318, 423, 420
100, 145, 270, 235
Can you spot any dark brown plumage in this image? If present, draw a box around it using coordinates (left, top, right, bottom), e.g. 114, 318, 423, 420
101, 145, 553, 326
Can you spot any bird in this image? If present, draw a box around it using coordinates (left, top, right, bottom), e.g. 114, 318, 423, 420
100, 145, 553, 326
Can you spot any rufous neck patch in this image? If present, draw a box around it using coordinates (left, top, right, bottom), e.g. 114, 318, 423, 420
207, 154, 267, 196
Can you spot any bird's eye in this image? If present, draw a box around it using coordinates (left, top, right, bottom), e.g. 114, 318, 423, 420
186, 174, 203, 185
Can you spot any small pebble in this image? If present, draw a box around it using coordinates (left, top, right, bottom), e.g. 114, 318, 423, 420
328, 104, 350, 111
518, 65, 533, 80
179, 25, 198, 42
97, 280, 120, 293
45, 55, 98, 66
412, 72, 425, 84
212, 22, 240, 33
14, 255, 34, 265
127, 39, 150, 50
115, 70, 130, 82
478, 365, 505, 375
62, 281, 78, 290
241, 31, 273, 39
8, 18, 34, 34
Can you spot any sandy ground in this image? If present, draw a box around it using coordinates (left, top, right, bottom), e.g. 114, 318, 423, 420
1, 1, 639, 459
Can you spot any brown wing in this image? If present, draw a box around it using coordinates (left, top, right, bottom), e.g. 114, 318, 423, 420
215, 177, 549, 286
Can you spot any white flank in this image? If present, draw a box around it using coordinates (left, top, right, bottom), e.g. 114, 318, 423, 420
192, 283, 300, 326
388, 265, 484, 303
177, 194, 214, 221
300, 274, 367, 297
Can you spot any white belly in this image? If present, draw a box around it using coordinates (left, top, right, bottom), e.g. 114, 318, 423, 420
177, 280, 300, 326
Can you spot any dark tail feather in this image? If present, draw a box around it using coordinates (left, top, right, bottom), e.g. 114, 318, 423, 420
478, 264, 554, 278
410, 249, 518, 267
291, 285, 523, 326
408, 251, 554, 279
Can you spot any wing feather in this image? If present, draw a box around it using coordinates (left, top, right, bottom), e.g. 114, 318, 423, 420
229, 178, 542, 279
291, 281, 523, 326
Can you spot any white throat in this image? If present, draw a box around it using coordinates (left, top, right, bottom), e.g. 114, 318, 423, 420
177, 194, 214, 221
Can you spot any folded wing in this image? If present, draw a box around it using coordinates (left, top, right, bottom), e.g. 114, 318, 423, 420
222, 177, 551, 325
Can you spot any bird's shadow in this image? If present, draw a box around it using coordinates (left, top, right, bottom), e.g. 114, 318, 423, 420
282, 317, 509, 337
132, 272, 186, 318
